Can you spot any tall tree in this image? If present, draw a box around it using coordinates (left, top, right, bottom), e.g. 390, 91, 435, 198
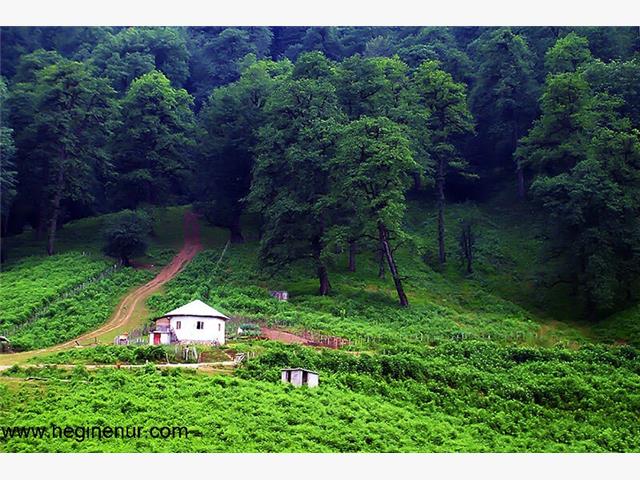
5, 53, 57, 236
90, 27, 190, 93
332, 117, 417, 306
545, 33, 592, 74
470, 28, 538, 198
111, 70, 196, 208
248, 76, 344, 295
517, 45, 640, 314
413, 60, 474, 264
26, 59, 117, 255
196, 59, 290, 242
187, 27, 273, 106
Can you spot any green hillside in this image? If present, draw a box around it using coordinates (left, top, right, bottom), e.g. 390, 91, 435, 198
1, 200, 638, 452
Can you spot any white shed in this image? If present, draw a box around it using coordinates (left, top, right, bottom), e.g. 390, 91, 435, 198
149, 300, 229, 346
281, 368, 319, 388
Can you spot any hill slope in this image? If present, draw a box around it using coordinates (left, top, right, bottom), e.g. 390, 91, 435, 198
1, 200, 639, 452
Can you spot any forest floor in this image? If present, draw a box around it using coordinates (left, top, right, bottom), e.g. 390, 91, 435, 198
0, 210, 202, 365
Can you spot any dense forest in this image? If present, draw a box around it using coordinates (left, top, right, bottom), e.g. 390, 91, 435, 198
1, 26, 639, 318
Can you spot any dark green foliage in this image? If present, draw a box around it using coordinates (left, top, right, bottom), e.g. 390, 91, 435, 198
110, 70, 196, 209
13, 58, 117, 255
90, 27, 190, 92
187, 27, 273, 105
102, 210, 153, 265
195, 59, 289, 242
0, 77, 17, 233
469, 28, 539, 178
248, 73, 344, 294
517, 36, 640, 314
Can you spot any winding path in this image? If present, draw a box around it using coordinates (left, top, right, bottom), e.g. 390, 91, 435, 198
0, 211, 202, 364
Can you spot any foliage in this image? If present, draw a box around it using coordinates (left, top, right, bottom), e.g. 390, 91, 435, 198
90, 27, 190, 92
469, 28, 539, 173
1, 341, 638, 452
545, 33, 592, 74
102, 210, 153, 265
9, 58, 118, 255
517, 39, 640, 313
248, 74, 344, 294
110, 70, 196, 209
195, 59, 290, 242
0, 253, 110, 328
8, 267, 152, 351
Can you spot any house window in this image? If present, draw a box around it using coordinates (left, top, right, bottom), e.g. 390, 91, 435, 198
176, 321, 181, 329
196, 321, 204, 330
218, 323, 221, 331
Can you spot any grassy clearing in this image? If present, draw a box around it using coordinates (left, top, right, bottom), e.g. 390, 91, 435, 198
2, 205, 187, 265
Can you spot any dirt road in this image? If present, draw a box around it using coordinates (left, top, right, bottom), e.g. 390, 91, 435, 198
0, 211, 202, 364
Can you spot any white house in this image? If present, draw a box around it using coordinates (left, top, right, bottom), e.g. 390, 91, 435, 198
148, 300, 229, 346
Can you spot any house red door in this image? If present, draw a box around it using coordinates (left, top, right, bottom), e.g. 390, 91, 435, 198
153, 333, 161, 345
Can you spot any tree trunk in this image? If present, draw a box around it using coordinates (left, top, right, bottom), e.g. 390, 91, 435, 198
378, 222, 409, 307
348, 240, 356, 272
46, 169, 64, 256
312, 235, 330, 296
318, 263, 330, 296
229, 216, 244, 244
436, 158, 446, 264
1, 205, 10, 237
378, 244, 386, 279
412, 170, 422, 191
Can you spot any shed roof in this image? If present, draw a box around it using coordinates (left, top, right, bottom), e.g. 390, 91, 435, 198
160, 300, 229, 321
281, 367, 319, 375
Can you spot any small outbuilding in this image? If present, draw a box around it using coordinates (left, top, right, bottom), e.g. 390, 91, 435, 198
114, 333, 129, 345
269, 290, 289, 301
149, 300, 229, 346
0, 335, 12, 354
281, 368, 319, 388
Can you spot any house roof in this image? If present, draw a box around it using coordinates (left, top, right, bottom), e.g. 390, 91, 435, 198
282, 367, 319, 375
161, 300, 229, 321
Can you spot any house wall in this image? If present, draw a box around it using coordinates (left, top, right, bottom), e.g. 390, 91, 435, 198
307, 373, 319, 388
290, 370, 303, 386
170, 315, 225, 345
